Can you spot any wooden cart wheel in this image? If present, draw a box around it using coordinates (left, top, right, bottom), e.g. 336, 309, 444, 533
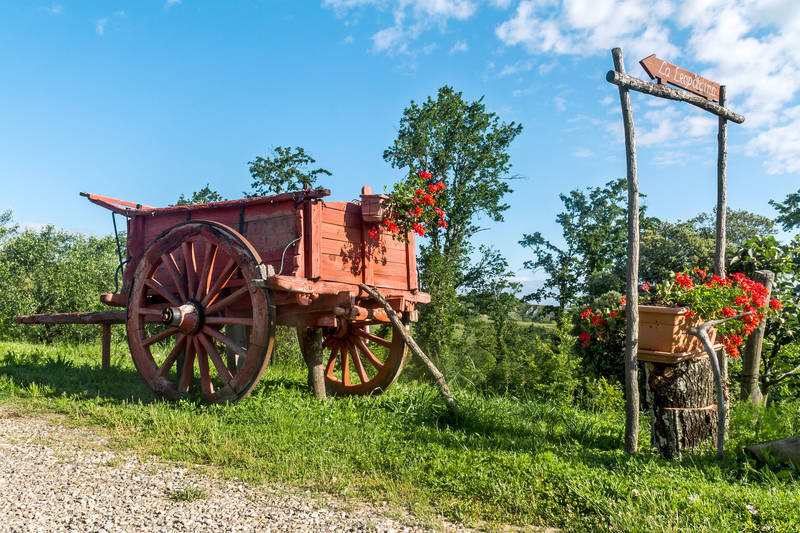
127, 221, 275, 403
299, 318, 409, 396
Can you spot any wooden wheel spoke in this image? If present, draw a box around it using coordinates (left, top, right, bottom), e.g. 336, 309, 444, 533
353, 328, 392, 348
201, 258, 238, 307
195, 243, 217, 301
202, 325, 247, 360
351, 320, 385, 327
353, 337, 384, 371
178, 337, 195, 392
143, 327, 180, 347
162, 252, 187, 302
198, 333, 234, 385
205, 286, 250, 316
195, 337, 214, 398
144, 278, 181, 307
181, 242, 197, 296
325, 347, 338, 378
157, 334, 186, 377
341, 342, 351, 386
349, 342, 369, 384
205, 316, 254, 326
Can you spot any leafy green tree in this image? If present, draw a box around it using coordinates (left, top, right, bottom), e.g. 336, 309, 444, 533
524, 178, 778, 308
640, 219, 714, 284
0, 227, 117, 343
173, 184, 225, 206
689, 208, 776, 251
520, 179, 633, 308
769, 188, 800, 231
248, 146, 331, 196
0, 210, 16, 242
383, 86, 523, 358
460, 246, 522, 376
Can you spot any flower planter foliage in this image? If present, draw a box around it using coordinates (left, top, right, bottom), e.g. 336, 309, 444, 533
366, 170, 447, 241
576, 269, 783, 380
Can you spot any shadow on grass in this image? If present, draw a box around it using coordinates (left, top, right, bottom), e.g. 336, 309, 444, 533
0, 354, 155, 403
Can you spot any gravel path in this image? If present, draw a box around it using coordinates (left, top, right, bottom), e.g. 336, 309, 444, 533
0, 408, 478, 533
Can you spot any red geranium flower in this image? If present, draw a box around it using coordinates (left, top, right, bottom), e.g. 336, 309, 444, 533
770, 299, 783, 310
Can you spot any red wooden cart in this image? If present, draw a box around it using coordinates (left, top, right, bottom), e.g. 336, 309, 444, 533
18, 187, 429, 403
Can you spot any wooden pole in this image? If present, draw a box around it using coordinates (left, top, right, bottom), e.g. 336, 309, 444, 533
741, 270, 775, 403
298, 327, 327, 400
358, 283, 458, 415
687, 311, 752, 460
612, 47, 640, 455
715, 86, 728, 277
605, 71, 744, 123
101, 324, 111, 371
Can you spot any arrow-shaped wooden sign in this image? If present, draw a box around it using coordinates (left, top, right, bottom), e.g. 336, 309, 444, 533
639, 54, 720, 103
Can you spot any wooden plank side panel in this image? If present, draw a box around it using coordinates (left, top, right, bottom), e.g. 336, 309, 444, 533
305, 201, 322, 278
320, 253, 363, 284
322, 202, 362, 228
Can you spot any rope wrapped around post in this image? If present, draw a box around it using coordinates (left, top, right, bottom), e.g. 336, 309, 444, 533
358, 283, 458, 415
686, 311, 752, 460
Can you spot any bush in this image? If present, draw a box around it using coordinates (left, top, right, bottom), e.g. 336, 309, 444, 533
0, 226, 119, 343
444, 317, 578, 400
573, 293, 626, 383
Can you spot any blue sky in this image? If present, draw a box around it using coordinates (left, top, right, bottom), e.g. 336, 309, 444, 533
1, 1, 798, 295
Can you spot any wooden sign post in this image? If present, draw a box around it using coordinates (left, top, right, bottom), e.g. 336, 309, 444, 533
606, 48, 744, 456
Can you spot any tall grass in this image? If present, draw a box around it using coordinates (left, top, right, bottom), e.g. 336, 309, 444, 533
0, 340, 798, 532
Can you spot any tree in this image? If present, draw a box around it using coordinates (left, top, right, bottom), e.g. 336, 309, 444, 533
640, 218, 714, 284
689, 208, 776, 251
521, 179, 633, 308
383, 86, 523, 357
769, 188, 800, 231
0, 210, 16, 243
173, 184, 225, 206
523, 177, 778, 308
0, 227, 118, 343
460, 246, 522, 372
248, 146, 331, 196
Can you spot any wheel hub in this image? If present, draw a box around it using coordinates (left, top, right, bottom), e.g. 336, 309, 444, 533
161, 302, 204, 334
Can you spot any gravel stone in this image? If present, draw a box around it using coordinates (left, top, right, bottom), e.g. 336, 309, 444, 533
0, 409, 476, 533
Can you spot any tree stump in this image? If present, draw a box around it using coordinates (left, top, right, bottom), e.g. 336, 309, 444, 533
642, 347, 726, 460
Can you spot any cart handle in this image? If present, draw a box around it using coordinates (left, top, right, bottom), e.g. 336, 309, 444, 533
80, 192, 154, 215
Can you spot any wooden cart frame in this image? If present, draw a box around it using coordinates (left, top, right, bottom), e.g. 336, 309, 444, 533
19, 187, 429, 402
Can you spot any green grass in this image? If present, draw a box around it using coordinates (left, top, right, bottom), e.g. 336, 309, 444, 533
169, 485, 207, 502
0, 340, 798, 532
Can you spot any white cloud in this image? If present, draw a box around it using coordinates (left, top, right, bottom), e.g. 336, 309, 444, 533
553, 95, 566, 111
165, 0, 181, 8
494, 0, 800, 174
449, 39, 468, 54
495, 0, 679, 60
344, 34, 356, 43
572, 148, 593, 158
324, 0, 478, 55
41, 4, 63, 15
95, 17, 108, 36
652, 150, 689, 166
498, 59, 534, 76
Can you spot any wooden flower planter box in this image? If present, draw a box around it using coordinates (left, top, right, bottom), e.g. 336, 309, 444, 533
638, 305, 717, 361
360, 186, 390, 223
